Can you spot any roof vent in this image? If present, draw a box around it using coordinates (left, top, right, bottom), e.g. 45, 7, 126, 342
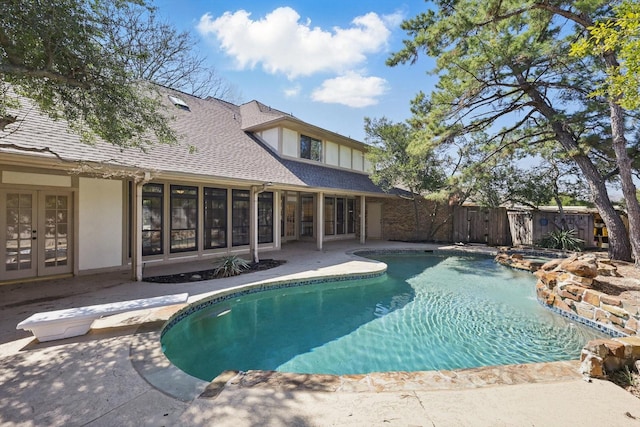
168, 95, 190, 111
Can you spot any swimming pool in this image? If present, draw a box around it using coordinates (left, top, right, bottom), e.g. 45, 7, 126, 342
161, 253, 605, 381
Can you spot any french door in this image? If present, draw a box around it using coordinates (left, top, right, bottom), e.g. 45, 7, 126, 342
1, 190, 73, 281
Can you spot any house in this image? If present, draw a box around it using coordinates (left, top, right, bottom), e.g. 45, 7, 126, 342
2, 87, 454, 284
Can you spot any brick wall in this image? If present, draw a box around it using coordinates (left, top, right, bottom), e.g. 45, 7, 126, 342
368, 196, 453, 242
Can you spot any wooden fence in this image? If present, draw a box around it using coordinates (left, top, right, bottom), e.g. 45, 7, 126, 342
452, 206, 511, 246
507, 210, 595, 248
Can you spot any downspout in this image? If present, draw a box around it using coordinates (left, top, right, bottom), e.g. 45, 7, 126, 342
250, 182, 273, 263
132, 171, 152, 281
360, 195, 366, 244
317, 192, 324, 251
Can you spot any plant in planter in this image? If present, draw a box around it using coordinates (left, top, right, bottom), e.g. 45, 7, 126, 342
214, 255, 251, 278
538, 228, 584, 251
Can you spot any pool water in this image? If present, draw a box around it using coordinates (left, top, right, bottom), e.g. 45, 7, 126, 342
161, 253, 605, 381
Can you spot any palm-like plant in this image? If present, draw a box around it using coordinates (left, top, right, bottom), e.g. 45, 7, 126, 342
538, 228, 584, 251
214, 255, 250, 278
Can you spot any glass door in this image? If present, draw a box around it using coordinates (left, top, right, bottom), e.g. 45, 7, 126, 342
2, 191, 37, 280
39, 192, 71, 275
1, 190, 72, 281
284, 193, 298, 241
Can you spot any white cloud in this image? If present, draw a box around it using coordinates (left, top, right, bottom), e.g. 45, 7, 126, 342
284, 84, 301, 98
197, 7, 391, 79
382, 11, 405, 28
311, 72, 388, 108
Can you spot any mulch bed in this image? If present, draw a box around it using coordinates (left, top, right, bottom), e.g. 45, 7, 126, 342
143, 259, 286, 283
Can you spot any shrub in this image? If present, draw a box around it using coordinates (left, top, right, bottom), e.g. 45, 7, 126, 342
214, 255, 250, 277
538, 228, 584, 251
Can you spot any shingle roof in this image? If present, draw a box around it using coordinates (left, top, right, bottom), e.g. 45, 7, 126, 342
238, 100, 293, 129
1, 86, 386, 195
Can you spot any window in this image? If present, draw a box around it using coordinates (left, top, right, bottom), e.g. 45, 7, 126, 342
324, 196, 356, 236
258, 192, 274, 243
170, 185, 198, 253
301, 195, 314, 237
168, 95, 190, 111
347, 199, 356, 233
204, 187, 227, 249
324, 197, 335, 235
300, 134, 322, 161
232, 190, 250, 246
336, 198, 345, 235
142, 183, 163, 256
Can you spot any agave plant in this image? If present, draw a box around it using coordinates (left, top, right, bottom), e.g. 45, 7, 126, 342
538, 228, 584, 251
214, 255, 251, 278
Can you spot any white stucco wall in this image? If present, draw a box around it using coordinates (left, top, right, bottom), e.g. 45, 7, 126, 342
2, 171, 71, 187
340, 146, 352, 168
353, 150, 364, 171
326, 141, 339, 166
78, 178, 123, 270
282, 128, 298, 157
260, 128, 279, 151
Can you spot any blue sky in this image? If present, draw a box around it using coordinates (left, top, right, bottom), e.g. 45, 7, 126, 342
153, 1, 435, 142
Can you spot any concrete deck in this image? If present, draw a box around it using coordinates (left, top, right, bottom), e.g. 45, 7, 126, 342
2, 241, 640, 426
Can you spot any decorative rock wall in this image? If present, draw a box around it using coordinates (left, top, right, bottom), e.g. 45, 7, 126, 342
494, 253, 545, 272
534, 254, 640, 336
580, 337, 640, 378
529, 253, 640, 378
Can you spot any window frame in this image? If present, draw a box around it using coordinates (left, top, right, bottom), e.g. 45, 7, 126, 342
258, 192, 274, 244
169, 185, 198, 253
232, 189, 250, 246
300, 134, 323, 162
203, 187, 227, 250
141, 183, 164, 256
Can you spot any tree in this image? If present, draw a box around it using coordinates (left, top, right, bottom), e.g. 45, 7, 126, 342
364, 117, 447, 240
388, 0, 635, 262
0, 0, 178, 149
1, 0, 238, 152
101, 3, 238, 100
570, 1, 640, 111
568, 0, 640, 264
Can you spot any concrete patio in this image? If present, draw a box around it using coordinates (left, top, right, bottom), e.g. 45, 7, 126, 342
2, 241, 640, 426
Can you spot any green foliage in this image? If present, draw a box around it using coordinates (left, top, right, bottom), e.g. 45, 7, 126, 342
538, 229, 584, 251
214, 255, 250, 278
0, 0, 177, 149
552, 194, 594, 207
387, 0, 637, 261
364, 117, 447, 196
571, 1, 640, 110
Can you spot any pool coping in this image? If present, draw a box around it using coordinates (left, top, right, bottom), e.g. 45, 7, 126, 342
135, 246, 595, 402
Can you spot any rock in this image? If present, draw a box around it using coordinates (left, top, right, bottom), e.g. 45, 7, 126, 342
601, 303, 629, 319
534, 270, 560, 288
559, 256, 598, 278
553, 297, 572, 312
583, 289, 604, 306
574, 302, 595, 319
626, 317, 639, 333
557, 272, 593, 287
600, 295, 622, 307
580, 352, 605, 378
584, 339, 616, 358
540, 258, 563, 271
597, 262, 621, 277
615, 336, 640, 359
511, 253, 524, 260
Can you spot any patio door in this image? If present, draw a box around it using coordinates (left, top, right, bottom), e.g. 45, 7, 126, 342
1, 190, 73, 281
